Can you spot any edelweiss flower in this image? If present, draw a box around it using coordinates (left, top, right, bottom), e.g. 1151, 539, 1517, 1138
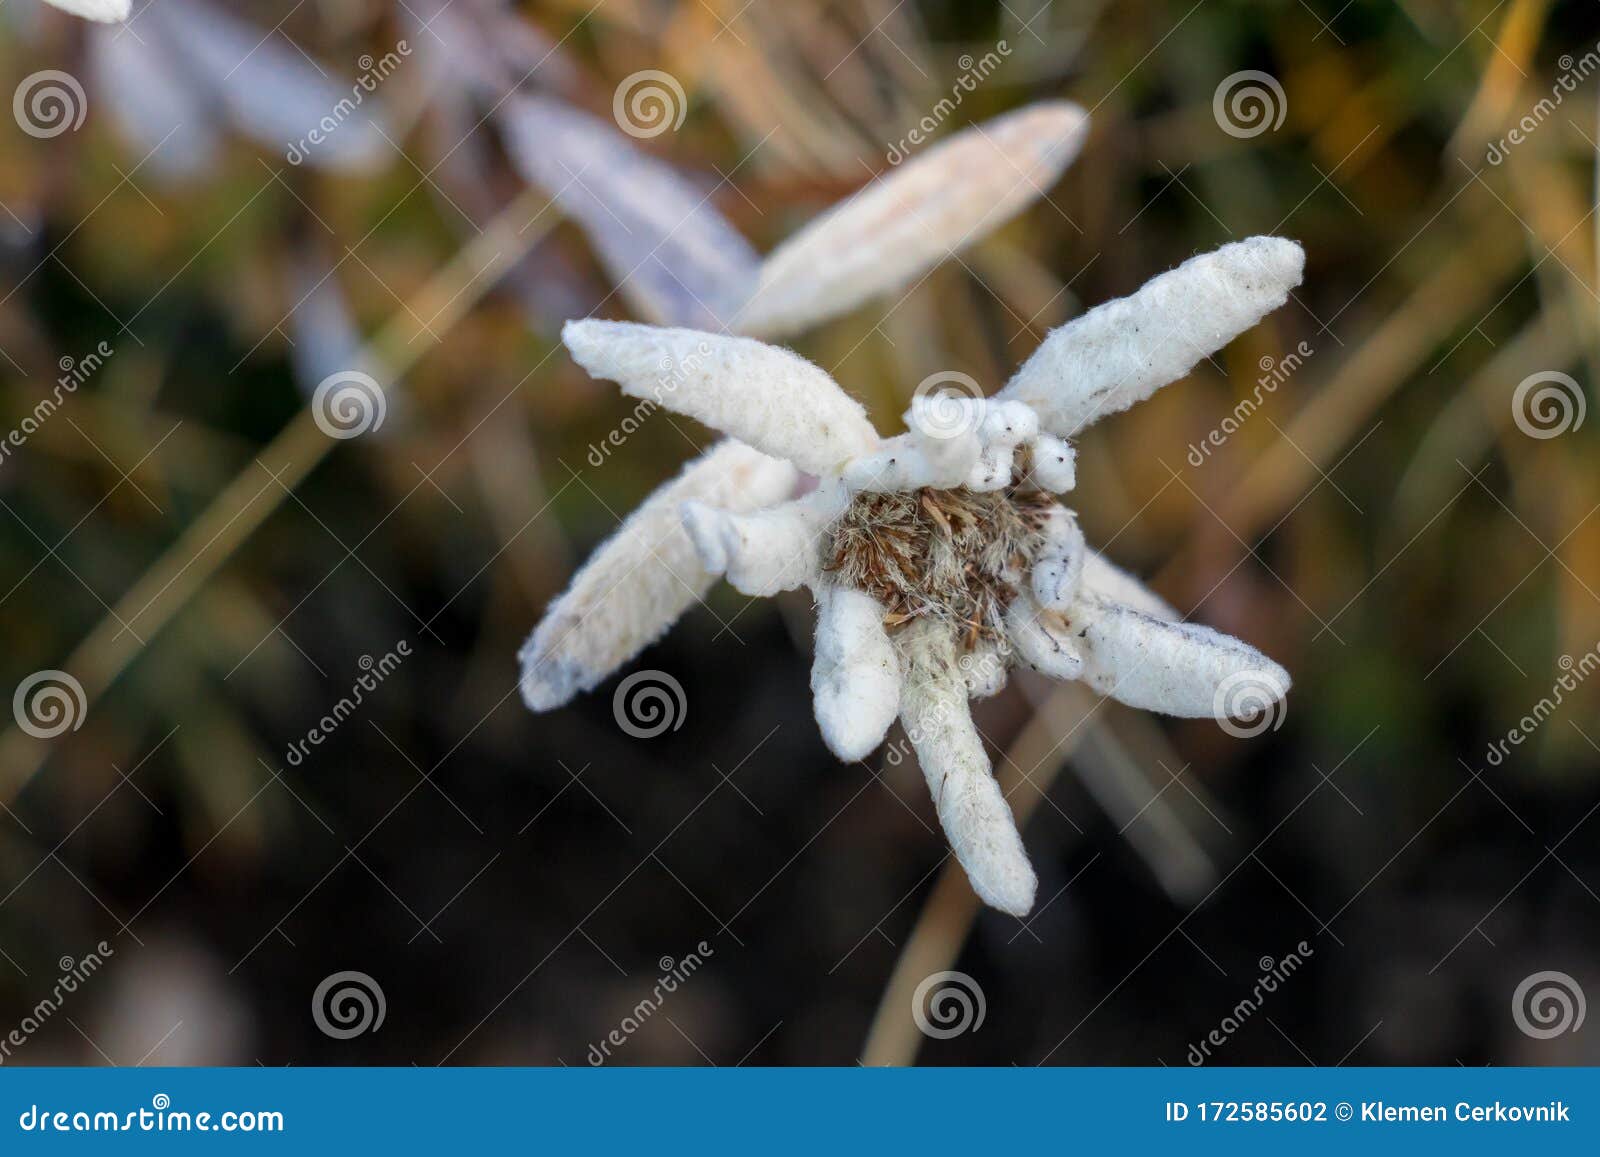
43, 0, 128, 21
515, 100, 1093, 720
522, 235, 1303, 916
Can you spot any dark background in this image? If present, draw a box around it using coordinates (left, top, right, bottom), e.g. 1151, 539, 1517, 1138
2, 0, 1599, 1065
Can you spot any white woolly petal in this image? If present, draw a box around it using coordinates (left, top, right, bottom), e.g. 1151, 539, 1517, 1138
1073, 594, 1291, 718
682, 484, 846, 596
1003, 597, 1084, 682
1001, 237, 1305, 437
679, 501, 730, 576
1031, 509, 1086, 611
1080, 551, 1177, 621
45, 0, 129, 21
899, 622, 1037, 915
89, 20, 221, 181
730, 102, 1089, 338
519, 442, 798, 710
1024, 435, 1077, 492
810, 586, 901, 762
150, 0, 387, 172
563, 320, 879, 477
842, 431, 978, 493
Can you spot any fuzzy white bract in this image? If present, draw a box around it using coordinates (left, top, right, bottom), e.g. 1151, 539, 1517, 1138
522, 235, 1303, 916
43, 0, 129, 21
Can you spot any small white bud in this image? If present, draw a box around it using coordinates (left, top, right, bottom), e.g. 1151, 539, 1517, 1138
980, 400, 1039, 447
1026, 435, 1077, 492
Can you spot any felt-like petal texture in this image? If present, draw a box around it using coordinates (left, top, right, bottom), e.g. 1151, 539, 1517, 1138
898, 621, 1036, 915
729, 102, 1088, 338
563, 320, 879, 476
682, 484, 844, 596
1001, 237, 1305, 437
1004, 597, 1084, 682
45, 0, 128, 21
1073, 594, 1290, 719
519, 441, 797, 711
811, 586, 901, 762
1080, 550, 1177, 621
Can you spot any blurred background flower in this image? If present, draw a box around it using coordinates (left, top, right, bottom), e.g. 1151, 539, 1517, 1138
0, 0, 1598, 1066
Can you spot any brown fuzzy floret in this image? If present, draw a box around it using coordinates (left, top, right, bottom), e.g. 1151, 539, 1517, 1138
825, 485, 1059, 650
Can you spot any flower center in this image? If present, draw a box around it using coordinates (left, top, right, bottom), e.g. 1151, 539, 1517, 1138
825, 485, 1058, 650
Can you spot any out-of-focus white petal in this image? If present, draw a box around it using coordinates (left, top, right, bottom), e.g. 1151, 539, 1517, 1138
285, 256, 371, 398
519, 441, 798, 710
1003, 597, 1084, 682
1001, 237, 1305, 437
729, 101, 1089, 338
681, 484, 845, 596
563, 320, 879, 476
1080, 551, 1177, 621
1073, 594, 1290, 718
45, 0, 127, 21
407, 0, 581, 99
811, 586, 901, 761
88, 23, 220, 181
153, 0, 390, 171
499, 94, 759, 330
898, 621, 1036, 915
